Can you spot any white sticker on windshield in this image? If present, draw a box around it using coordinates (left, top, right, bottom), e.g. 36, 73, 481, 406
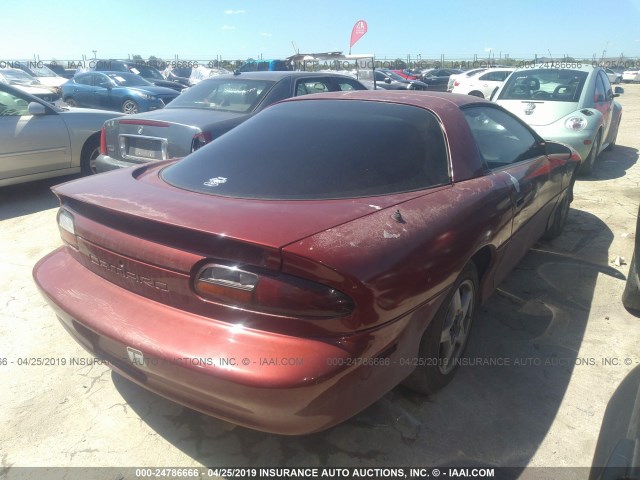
204, 177, 227, 187
130, 68, 140, 75
114, 76, 126, 83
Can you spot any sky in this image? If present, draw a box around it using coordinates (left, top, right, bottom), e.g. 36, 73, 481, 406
2, 0, 640, 63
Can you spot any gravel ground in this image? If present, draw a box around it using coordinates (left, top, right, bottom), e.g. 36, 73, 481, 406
1, 85, 639, 479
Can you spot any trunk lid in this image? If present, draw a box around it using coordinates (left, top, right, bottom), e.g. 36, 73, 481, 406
103, 109, 248, 162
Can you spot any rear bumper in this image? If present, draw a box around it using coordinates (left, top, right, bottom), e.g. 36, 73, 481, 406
33, 247, 424, 435
95, 154, 147, 172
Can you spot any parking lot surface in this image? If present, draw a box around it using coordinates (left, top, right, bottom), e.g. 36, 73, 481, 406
1, 86, 639, 478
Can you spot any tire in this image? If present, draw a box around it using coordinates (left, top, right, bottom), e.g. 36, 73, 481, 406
543, 179, 573, 240
122, 99, 139, 115
402, 262, 479, 395
578, 132, 601, 176
64, 97, 78, 107
468, 91, 484, 98
605, 116, 621, 152
622, 251, 640, 313
80, 136, 100, 175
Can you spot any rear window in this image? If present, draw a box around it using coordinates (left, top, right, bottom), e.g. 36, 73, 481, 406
161, 100, 450, 200
498, 69, 588, 102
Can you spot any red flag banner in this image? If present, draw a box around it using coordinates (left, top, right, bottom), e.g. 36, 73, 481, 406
349, 20, 368, 49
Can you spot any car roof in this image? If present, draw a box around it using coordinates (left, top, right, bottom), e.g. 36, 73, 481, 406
511, 65, 599, 74
199, 71, 360, 81
278, 89, 490, 111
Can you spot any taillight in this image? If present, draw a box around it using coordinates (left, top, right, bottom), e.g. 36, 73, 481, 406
194, 264, 354, 318
454, 80, 460, 87
191, 131, 213, 152
57, 208, 77, 249
100, 126, 107, 155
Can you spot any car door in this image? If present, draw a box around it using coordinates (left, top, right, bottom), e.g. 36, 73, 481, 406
594, 71, 613, 143
0, 88, 71, 180
92, 73, 118, 111
71, 74, 98, 108
462, 105, 562, 286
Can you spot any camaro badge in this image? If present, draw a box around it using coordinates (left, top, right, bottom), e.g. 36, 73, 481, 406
127, 347, 145, 365
204, 177, 227, 187
524, 103, 536, 115
137, 126, 144, 134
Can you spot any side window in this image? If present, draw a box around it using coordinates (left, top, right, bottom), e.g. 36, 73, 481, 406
594, 73, 606, 103
0, 90, 31, 116
463, 106, 543, 169
599, 71, 613, 100
480, 71, 501, 81
96, 74, 112, 88
75, 74, 93, 86
338, 80, 360, 91
374, 71, 386, 82
295, 80, 329, 96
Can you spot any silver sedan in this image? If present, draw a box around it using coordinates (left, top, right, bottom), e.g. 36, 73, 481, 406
493, 65, 623, 175
0, 82, 123, 186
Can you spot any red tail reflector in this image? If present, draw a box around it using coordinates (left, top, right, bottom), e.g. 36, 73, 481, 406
191, 131, 213, 152
100, 126, 107, 155
194, 264, 354, 318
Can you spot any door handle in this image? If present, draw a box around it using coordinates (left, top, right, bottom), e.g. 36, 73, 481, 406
516, 195, 525, 207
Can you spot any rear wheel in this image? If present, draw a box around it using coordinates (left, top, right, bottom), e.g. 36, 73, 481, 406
402, 262, 479, 395
623, 251, 640, 313
468, 91, 484, 98
605, 116, 621, 152
578, 132, 601, 176
80, 136, 100, 175
122, 99, 139, 115
543, 179, 573, 240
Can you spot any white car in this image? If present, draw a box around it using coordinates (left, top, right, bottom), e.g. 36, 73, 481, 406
12, 61, 67, 89
447, 68, 487, 92
0, 68, 65, 107
605, 68, 622, 84
451, 68, 515, 98
622, 69, 640, 83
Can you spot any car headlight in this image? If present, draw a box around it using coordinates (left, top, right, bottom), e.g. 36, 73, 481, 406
565, 116, 587, 131
135, 92, 155, 100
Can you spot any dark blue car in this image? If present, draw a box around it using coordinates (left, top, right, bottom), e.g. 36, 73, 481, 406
62, 72, 179, 114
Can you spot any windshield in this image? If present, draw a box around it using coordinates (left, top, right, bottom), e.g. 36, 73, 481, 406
498, 69, 588, 102
166, 78, 274, 112
27, 65, 58, 77
130, 65, 164, 80
106, 72, 153, 87
383, 70, 407, 81
0, 69, 39, 85
161, 100, 450, 200
171, 67, 192, 77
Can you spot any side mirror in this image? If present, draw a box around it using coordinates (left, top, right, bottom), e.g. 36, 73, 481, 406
27, 102, 46, 115
545, 141, 572, 160
384, 78, 391, 84
614, 86, 624, 97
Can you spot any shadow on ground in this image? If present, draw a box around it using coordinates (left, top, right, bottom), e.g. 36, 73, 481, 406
0, 174, 82, 221
581, 145, 638, 182
109, 208, 618, 471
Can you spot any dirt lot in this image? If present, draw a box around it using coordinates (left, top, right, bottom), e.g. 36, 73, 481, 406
1, 86, 639, 479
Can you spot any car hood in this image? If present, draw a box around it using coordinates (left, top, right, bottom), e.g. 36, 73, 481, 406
53, 162, 427, 250
496, 100, 580, 126
35, 76, 67, 87
121, 107, 247, 128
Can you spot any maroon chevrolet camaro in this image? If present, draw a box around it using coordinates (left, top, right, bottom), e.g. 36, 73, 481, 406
33, 90, 581, 435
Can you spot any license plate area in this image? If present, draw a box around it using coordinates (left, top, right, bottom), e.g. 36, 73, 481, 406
119, 134, 168, 161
